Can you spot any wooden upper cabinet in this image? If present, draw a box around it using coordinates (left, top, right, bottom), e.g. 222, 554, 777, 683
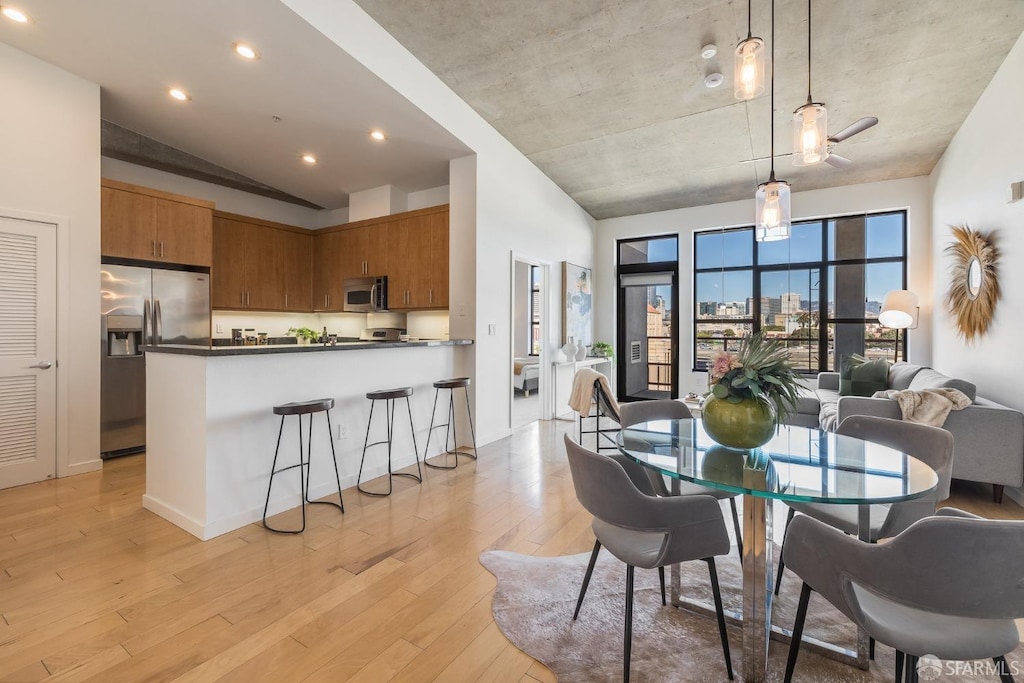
337, 228, 366, 281
364, 226, 389, 277
281, 230, 312, 311
100, 179, 213, 267
211, 216, 250, 309
212, 212, 312, 311
387, 207, 449, 310
313, 231, 345, 311
428, 210, 450, 308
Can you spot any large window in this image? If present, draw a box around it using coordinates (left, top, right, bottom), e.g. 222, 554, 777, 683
528, 265, 540, 355
693, 212, 907, 373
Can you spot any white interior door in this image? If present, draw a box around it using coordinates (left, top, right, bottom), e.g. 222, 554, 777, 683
0, 216, 57, 489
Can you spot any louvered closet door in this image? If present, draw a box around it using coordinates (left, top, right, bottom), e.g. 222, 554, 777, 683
0, 216, 57, 489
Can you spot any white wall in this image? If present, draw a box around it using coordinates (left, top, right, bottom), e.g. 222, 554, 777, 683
595, 177, 933, 397
930, 32, 1024, 501
0, 42, 101, 475
101, 157, 322, 228
408, 185, 449, 211
284, 1, 596, 443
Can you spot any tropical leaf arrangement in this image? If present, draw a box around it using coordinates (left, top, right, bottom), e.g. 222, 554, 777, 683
707, 332, 805, 425
945, 224, 999, 343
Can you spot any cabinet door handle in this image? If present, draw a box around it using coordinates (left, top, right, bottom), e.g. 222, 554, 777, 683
285, 293, 288, 307
325, 294, 329, 308
429, 288, 433, 304
152, 240, 156, 257
246, 291, 250, 306
160, 241, 165, 258
241, 291, 245, 306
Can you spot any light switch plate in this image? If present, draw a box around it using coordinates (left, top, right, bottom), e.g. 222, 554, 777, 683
215, 323, 223, 333
1010, 181, 1023, 203
488, 323, 496, 335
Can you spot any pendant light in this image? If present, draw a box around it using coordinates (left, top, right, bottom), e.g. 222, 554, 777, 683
792, 0, 828, 165
755, 0, 791, 242
734, 0, 765, 100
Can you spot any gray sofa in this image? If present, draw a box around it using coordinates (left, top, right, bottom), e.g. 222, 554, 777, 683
789, 362, 1024, 503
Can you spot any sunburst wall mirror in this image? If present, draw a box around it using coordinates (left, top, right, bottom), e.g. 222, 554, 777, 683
945, 224, 1000, 342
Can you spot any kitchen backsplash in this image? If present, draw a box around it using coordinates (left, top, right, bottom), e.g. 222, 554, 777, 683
211, 310, 450, 340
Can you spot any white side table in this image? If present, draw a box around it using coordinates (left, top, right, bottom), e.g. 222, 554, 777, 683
552, 356, 615, 420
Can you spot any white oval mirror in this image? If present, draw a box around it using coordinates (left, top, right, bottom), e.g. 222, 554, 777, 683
967, 256, 983, 300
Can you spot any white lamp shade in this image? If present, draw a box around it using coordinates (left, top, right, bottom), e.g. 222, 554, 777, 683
792, 102, 828, 166
755, 179, 791, 241
878, 289, 919, 329
734, 36, 765, 100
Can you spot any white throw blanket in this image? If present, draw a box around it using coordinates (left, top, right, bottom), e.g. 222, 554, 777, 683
871, 388, 972, 427
568, 369, 617, 417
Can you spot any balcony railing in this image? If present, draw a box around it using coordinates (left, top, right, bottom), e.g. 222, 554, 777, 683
695, 336, 901, 373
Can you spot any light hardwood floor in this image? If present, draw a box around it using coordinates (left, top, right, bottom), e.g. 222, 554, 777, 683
0, 420, 1020, 682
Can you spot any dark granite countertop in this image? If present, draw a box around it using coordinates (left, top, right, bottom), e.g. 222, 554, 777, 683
142, 339, 473, 357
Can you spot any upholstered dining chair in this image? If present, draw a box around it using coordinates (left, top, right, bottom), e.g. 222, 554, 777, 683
782, 508, 1024, 683
774, 415, 954, 597
564, 435, 734, 682
618, 398, 745, 558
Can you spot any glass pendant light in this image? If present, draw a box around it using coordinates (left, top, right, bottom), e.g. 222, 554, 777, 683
792, 0, 828, 165
756, 0, 791, 242
734, 0, 765, 100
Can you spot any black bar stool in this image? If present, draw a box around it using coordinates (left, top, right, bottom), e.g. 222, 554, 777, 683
424, 377, 478, 470
357, 387, 422, 496
262, 398, 344, 534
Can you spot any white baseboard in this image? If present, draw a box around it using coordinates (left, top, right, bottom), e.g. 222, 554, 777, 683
142, 494, 208, 539
63, 459, 102, 477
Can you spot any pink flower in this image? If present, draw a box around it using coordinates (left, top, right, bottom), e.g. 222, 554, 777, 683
709, 351, 740, 382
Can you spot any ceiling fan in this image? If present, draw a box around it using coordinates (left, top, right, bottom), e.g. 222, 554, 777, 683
741, 116, 879, 167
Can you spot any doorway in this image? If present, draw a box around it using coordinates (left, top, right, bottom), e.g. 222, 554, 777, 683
0, 215, 58, 489
511, 256, 547, 429
617, 236, 679, 401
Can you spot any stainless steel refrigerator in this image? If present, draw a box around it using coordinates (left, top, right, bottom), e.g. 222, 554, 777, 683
100, 264, 210, 457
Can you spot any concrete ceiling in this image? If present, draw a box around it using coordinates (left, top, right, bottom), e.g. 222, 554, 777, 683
354, 0, 1024, 219
0, 0, 472, 210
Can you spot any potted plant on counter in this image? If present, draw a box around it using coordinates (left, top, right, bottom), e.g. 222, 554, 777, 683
288, 327, 319, 345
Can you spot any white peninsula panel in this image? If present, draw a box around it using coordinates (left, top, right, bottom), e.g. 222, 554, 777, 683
144, 342, 472, 539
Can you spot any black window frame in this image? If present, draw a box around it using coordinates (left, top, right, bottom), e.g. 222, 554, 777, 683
528, 265, 540, 356
692, 211, 908, 374
616, 234, 680, 400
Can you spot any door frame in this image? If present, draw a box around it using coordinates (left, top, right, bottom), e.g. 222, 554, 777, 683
509, 252, 552, 427
0, 206, 72, 479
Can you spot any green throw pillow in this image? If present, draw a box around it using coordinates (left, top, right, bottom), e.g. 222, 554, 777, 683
839, 355, 889, 397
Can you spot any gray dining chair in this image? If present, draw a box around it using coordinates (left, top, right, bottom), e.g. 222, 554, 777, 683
774, 415, 954, 597
618, 398, 745, 558
782, 508, 1024, 683
564, 435, 734, 682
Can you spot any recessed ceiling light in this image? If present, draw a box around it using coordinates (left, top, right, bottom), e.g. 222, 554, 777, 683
2, 6, 31, 23
168, 88, 191, 101
369, 129, 386, 141
233, 42, 260, 60
302, 154, 317, 164
701, 44, 717, 59
704, 72, 724, 88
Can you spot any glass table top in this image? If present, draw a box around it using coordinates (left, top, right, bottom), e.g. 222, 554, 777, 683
617, 419, 938, 505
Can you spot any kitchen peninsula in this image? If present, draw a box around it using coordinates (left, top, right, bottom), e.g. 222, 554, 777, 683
143, 339, 472, 540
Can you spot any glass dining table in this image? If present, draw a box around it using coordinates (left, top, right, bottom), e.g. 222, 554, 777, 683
617, 419, 939, 683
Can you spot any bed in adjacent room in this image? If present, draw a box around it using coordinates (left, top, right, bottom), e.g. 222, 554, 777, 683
513, 357, 540, 397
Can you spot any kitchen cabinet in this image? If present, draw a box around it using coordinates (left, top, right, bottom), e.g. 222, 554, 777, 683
313, 231, 344, 311
312, 204, 449, 312
212, 212, 312, 311
387, 206, 449, 310
101, 179, 213, 267
313, 224, 388, 311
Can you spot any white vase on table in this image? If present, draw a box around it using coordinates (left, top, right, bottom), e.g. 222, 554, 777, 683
562, 338, 577, 360
575, 344, 588, 361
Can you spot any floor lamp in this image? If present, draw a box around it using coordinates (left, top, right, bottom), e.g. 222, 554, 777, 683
878, 290, 919, 362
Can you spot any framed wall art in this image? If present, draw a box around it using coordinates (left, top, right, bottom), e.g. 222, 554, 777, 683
562, 261, 593, 347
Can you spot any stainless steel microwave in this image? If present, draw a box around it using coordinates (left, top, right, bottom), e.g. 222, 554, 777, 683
343, 276, 388, 312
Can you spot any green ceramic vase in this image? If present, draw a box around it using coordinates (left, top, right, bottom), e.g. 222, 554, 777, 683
701, 395, 776, 449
